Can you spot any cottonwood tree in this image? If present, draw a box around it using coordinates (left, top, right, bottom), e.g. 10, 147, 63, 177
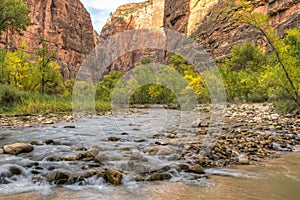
0, 0, 31, 35
219, 0, 300, 108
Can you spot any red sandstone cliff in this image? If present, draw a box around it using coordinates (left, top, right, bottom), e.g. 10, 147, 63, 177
100, 0, 300, 64
0, 0, 96, 79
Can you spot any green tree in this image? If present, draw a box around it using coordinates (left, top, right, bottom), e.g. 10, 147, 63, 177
0, 0, 31, 35
219, 0, 300, 108
0, 48, 7, 82
35, 37, 63, 95
228, 41, 267, 71
96, 71, 122, 101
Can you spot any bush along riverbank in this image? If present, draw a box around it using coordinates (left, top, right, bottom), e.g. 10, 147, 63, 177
0, 103, 299, 186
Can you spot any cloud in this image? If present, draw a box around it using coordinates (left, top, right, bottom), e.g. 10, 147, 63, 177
81, 0, 146, 32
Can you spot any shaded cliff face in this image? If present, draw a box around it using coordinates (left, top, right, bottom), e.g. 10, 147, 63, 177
193, 0, 300, 59
100, 0, 300, 64
0, 0, 95, 79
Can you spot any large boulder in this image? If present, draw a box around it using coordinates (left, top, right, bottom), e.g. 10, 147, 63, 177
3, 143, 34, 155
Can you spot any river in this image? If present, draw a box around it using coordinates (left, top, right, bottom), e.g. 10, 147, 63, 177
0, 107, 299, 199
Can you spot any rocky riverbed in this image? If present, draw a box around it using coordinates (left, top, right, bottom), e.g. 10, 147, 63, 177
0, 104, 299, 191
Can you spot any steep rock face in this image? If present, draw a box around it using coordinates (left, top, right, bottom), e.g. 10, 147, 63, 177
164, 0, 190, 33
192, 0, 300, 59
0, 0, 95, 79
100, 0, 168, 73
100, 0, 300, 68
100, 1, 156, 40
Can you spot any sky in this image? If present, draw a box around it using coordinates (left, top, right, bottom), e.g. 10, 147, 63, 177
80, 0, 146, 33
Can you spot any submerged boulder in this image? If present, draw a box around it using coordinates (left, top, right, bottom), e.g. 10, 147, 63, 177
3, 143, 34, 155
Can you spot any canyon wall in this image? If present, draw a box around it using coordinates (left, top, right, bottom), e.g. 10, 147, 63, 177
0, 0, 96, 79
100, 0, 300, 64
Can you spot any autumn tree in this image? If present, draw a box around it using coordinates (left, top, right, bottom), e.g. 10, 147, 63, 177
220, 0, 300, 108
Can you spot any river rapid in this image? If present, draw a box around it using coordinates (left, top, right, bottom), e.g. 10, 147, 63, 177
0, 106, 299, 199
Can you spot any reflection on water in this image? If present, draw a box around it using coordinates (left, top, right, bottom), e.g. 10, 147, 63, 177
1, 153, 299, 200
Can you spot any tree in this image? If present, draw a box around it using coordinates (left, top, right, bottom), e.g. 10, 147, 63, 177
0, 0, 31, 35
36, 37, 57, 94
228, 41, 267, 71
2, 43, 31, 89
219, 0, 300, 108
0, 48, 6, 82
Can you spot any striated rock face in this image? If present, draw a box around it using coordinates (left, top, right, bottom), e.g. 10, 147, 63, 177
100, 0, 169, 73
100, 0, 300, 65
193, 0, 300, 59
0, 0, 95, 79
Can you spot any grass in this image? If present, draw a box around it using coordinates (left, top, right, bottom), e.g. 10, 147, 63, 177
0, 84, 112, 115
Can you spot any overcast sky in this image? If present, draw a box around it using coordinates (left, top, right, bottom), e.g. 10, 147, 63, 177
80, 0, 146, 33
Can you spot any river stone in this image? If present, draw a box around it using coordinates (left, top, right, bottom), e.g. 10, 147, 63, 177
134, 176, 145, 182
3, 143, 34, 155
63, 125, 76, 129
148, 147, 159, 155
187, 166, 205, 174
104, 168, 123, 185
239, 156, 250, 165
192, 119, 202, 128
148, 173, 172, 181
178, 164, 190, 170
85, 148, 100, 158
0, 165, 24, 184
130, 152, 143, 160
44, 139, 55, 145
167, 133, 176, 138
95, 154, 108, 162
108, 136, 120, 142
73, 146, 87, 151
54, 171, 70, 185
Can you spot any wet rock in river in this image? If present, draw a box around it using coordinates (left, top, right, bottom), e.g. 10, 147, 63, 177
148, 173, 172, 181
167, 133, 176, 138
134, 138, 146, 142
63, 125, 75, 128
72, 146, 87, 151
0, 165, 25, 184
95, 154, 108, 162
187, 165, 205, 174
148, 147, 159, 155
54, 171, 70, 185
104, 168, 123, 185
30, 141, 43, 146
155, 141, 169, 146
130, 152, 144, 160
59, 155, 77, 161
108, 136, 120, 142
134, 175, 145, 182
192, 119, 202, 128
85, 148, 100, 158
44, 139, 55, 145
3, 143, 34, 155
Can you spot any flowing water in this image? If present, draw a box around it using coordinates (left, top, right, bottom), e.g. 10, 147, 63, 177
0, 108, 299, 199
